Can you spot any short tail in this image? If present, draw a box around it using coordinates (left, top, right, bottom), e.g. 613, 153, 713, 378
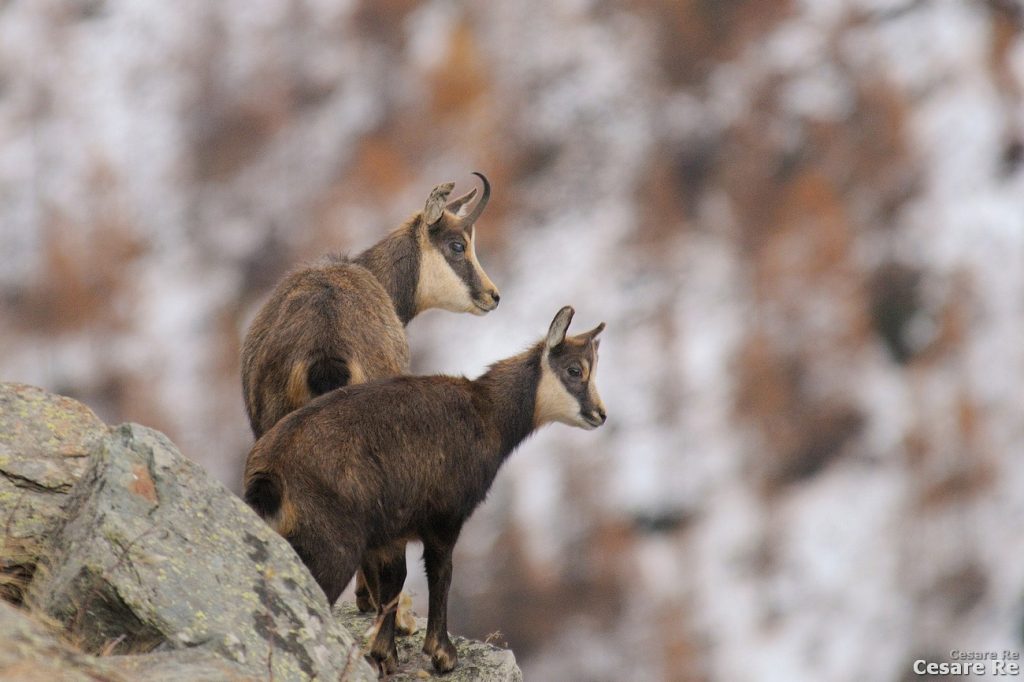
306, 356, 352, 397
285, 356, 353, 412
244, 471, 282, 519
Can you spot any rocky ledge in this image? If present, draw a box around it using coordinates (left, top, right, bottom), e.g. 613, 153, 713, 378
0, 382, 521, 681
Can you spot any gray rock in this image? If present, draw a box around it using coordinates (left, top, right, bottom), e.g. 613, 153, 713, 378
94, 647, 259, 681
26, 421, 376, 681
0, 383, 108, 602
335, 602, 523, 681
0, 597, 257, 681
1, 382, 520, 681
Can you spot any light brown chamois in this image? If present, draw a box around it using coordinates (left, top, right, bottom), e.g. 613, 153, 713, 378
244, 306, 606, 674
241, 172, 499, 439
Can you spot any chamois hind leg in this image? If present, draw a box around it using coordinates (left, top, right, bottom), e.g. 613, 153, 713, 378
368, 546, 406, 675
359, 549, 417, 633
422, 529, 460, 673
287, 522, 362, 606
354, 569, 376, 613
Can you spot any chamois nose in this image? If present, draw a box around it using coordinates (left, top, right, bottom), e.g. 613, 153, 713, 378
472, 289, 500, 315
590, 408, 607, 426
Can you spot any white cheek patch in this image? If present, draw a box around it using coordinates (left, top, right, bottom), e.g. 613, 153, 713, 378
587, 354, 604, 412
534, 351, 583, 428
466, 231, 496, 299
415, 241, 474, 313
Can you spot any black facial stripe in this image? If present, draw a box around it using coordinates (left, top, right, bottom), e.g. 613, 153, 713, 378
447, 249, 478, 291
448, 242, 481, 293
550, 340, 599, 410
428, 220, 483, 296
572, 381, 589, 401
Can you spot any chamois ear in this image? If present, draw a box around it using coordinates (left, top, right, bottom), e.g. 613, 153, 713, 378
581, 322, 605, 343
446, 187, 478, 218
423, 181, 455, 226
546, 306, 575, 349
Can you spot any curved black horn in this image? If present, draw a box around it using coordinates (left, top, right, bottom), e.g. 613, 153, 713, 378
459, 171, 491, 226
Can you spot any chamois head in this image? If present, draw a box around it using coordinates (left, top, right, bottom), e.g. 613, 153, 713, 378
535, 306, 607, 430
415, 172, 500, 316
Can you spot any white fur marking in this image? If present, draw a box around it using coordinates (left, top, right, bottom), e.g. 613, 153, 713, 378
587, 354, 605, 420
467, 231, 497, 308
534, 350, 584, 427
415, 235, 475, 314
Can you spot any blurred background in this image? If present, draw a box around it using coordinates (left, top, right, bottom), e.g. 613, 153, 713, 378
2, 0, 1024, 680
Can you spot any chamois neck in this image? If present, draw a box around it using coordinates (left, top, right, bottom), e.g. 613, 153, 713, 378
475, 343, 544, 459
353, 219, 421, 325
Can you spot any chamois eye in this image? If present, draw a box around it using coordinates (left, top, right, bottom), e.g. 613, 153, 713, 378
450, 241, 465, 254
567, 366, 582, 378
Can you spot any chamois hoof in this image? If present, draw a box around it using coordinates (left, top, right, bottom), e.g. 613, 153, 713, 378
355, 591, 374, 613
369, 646, 399, 677
426, 640, 458, 674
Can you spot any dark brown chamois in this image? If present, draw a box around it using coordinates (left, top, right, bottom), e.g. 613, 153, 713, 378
241, 173, 499, 439
244, 306, 606, 674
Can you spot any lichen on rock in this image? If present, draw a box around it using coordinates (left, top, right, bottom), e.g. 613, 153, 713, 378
0, 383, 109, 603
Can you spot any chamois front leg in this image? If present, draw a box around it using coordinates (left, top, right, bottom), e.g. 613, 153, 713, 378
422, 532, 459, 673
368, 549, 406, 675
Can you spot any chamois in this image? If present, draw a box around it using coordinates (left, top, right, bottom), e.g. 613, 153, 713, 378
241, 175, 498, 623
241, 173, 498, 439
244, 306, 606, 674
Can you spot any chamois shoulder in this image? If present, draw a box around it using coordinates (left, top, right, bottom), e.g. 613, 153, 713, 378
288, 255, 382, 290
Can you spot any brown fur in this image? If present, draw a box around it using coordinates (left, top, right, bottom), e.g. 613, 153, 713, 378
241, 262, 409, 437
270, 490, 299, 537
243, 307, 605, 674
285, 360, 310, 414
